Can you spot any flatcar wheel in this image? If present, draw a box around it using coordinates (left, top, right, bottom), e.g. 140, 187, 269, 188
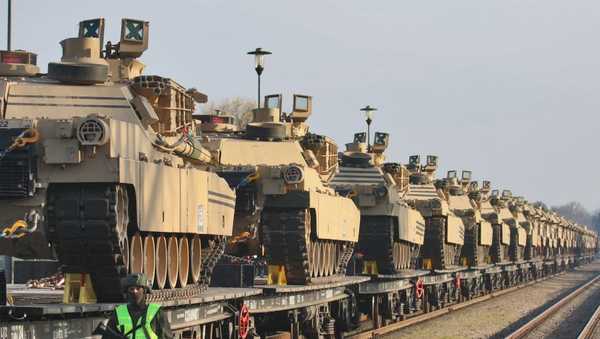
372, 295, 381, 329
423, 287, 431, 313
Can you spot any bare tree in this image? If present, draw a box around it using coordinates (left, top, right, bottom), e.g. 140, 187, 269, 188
202, 97, 257, 128
552, 201, 593, 226
592, 210, 600, 233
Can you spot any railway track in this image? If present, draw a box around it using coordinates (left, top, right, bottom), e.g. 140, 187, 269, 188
505, 273, 600, 339
347, 274, 556, 338
577, 304, 600, 339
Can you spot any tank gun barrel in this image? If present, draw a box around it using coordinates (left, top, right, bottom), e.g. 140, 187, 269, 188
155, 134, 212, 163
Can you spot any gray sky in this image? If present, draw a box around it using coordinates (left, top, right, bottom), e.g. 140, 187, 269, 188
2, 1, 599, 210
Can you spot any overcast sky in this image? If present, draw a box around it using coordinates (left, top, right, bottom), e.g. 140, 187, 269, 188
2, 1, 599, 210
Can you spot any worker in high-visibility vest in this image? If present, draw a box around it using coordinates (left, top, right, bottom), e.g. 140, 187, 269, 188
102, 273, 172, 339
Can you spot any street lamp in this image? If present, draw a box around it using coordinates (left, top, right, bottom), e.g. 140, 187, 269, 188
7, 0, 12, 50
247, 47, 272, 109
360, 105, 377, 150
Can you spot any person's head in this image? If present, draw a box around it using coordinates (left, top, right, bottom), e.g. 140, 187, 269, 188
121, 273, 150, 306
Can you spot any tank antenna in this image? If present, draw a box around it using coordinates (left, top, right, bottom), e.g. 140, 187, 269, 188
7, 0, 12, 50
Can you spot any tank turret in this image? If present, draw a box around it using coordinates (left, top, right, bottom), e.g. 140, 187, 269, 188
331, 132, 425, 275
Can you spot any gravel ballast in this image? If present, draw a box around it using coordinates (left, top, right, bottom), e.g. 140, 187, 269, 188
383, 262, 600, 339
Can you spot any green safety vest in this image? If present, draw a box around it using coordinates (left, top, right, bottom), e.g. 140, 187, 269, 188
115, 303, 161, 339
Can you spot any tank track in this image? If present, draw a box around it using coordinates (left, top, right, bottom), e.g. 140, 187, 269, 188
422, 216, 462, 270
490, 224, 510, 263
462, 222, 478, 266
358, 216, 420, 274
260, 208, 354, 285
47, 184, 126, 301
47, 183, 225, 302
462, 222, 489, 267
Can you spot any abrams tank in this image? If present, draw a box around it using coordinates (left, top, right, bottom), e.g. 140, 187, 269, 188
0, 19, 235, 301
436, 171, 493, 268
199, 94, 360, 284
391, 155, 465, 270
520, 200, 544, 261
487, 190, 527, 263
330, 132, 425, 275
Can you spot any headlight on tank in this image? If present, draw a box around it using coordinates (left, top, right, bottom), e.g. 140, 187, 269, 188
283, 165, 304, 184
77, 116, 109, 146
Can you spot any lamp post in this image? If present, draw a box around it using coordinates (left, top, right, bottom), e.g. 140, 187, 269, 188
247, 47, 272, 109
7, 0, 12, 50
360, 105, 377, 149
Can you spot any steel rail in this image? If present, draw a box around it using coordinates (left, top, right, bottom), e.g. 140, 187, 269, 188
505, 273, 600, 339
348, 274, 555, 339
577, 304, 600, 339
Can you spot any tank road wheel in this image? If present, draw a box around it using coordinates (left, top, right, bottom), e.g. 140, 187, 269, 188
324, 242, 331, 276
316, 242, 324, 277
403, 243, 412, 269
130, 233, 144, 274
313, 241, 319, 278
190, 236, 202, 283
167, 236, 179, 288
155, 235, 168, 289
179, 237, 190, 288
329, 242, 337, 276
393, 242, 401, 270
322, 242, 330, 277
307, 241, 314, 278
143, 235, 156, 288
